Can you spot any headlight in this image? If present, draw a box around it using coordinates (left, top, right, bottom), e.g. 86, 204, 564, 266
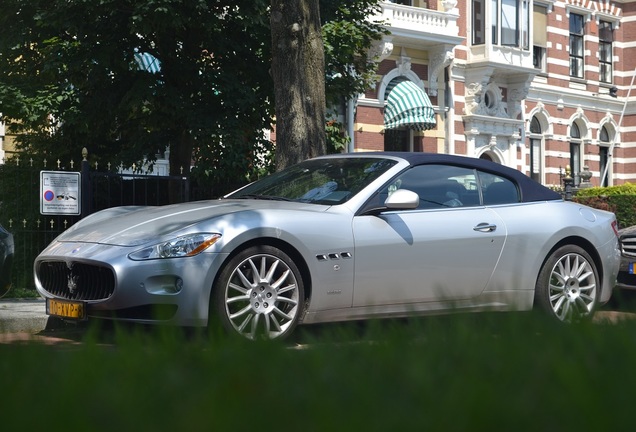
128, 233, 221, 261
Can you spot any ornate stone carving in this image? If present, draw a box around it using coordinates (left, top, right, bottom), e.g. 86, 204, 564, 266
464, 82, 483, 115
428, 46, 454, 96
442, 0, 458, 12
465, 81, 508, 117
507, 87, 530, 119
368, 37, 394, 62
396, 49, 412, 75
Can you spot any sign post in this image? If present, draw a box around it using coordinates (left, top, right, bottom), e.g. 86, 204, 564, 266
40, 171, 81, 216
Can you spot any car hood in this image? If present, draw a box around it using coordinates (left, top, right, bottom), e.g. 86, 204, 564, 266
57, 199, 326, 247
619, 225, 636, 238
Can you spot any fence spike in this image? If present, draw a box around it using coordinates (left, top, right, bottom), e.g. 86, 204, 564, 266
43, 158, 47, 167
8, 219, 12, 228
22, 219, 27, 228
57, 159, 61, 169
50, 219, 55, 229
70, 160, 75, 169
29, 158, 34, 167
95, 161, 99, 170
37, 219, 41, 228
15, 156, 20, 167
63, 220, 68, 229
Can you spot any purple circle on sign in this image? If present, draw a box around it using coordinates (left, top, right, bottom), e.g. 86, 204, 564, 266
44, 190, 55, 201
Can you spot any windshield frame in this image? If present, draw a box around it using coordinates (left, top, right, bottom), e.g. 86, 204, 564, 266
226, 157, 399, 205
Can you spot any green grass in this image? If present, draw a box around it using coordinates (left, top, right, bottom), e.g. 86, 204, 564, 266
1, 312, 635, 430
1, 286, 40, 299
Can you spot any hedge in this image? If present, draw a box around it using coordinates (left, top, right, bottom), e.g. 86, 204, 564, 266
573, 183, 636, 229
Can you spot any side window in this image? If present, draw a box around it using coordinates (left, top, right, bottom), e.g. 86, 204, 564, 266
479, 171, 519, 205
385, 164, 478, 209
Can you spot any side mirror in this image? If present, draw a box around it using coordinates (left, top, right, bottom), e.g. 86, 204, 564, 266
385, 189, 419, 210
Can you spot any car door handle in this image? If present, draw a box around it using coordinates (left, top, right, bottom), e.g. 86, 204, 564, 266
473, 222, 497, 233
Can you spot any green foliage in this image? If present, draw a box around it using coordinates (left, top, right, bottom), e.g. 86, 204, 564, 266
190, 129, 276, 198
576, 183, 636, 197
2, 286, 39, 298
1, 1, 266, 171
574, 183, 636, 228
325, 119, 350, 153
322, 0, 389, 106
2, 313, 636, 430
0, 0, 386, 179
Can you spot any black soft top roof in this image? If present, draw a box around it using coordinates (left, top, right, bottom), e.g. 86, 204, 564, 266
348, 152, 563, 203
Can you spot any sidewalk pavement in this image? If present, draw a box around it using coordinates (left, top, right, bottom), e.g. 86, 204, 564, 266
0, 298, 50, 333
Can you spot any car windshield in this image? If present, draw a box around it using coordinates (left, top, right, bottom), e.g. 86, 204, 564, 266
227, 157, 398, 204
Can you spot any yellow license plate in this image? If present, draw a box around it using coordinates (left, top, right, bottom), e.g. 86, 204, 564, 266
46, 298, 87, 320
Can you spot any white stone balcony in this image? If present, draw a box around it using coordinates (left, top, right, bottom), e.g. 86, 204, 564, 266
373, 1, 462, 49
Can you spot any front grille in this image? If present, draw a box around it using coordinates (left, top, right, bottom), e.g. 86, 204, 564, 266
621, 235, 636, 259
37, 261, 115, 301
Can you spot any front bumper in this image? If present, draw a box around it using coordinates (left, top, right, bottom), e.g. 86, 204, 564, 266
35, 241, 228, 327
616, 256, 636, 290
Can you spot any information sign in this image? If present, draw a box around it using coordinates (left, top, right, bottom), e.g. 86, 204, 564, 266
40, 171, 81, 215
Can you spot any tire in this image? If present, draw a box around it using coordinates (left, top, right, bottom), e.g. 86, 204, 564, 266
213, 245, 304, 340
534, 244, 599, 322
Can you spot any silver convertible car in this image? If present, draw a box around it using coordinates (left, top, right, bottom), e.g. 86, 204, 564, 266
35, 152, 620, 339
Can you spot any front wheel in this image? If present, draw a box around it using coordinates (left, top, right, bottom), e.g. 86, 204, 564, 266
534, 245, 599, 322
212, 245, 304, 340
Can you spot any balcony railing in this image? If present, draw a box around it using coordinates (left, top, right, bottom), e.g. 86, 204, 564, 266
374, 1, 459, 43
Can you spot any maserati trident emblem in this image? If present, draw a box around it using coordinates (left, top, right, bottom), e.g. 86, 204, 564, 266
67, 274, 79, 294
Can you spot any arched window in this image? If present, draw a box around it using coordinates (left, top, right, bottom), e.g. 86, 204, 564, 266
570, 123, 582, 185
529, 116, 542, 182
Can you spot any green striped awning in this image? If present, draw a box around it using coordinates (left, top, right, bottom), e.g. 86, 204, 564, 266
134, 52, 161, 74
384, 80, 436, 131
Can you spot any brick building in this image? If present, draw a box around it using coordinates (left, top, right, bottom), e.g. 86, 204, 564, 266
350, 0, 634, 188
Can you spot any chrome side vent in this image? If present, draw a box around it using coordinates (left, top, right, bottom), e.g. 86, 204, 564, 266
316, 252, 353, 261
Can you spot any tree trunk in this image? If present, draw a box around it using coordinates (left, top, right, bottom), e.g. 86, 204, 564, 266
270, 0, 327, 170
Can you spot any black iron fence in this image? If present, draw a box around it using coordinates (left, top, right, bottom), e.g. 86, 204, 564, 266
0, 154, 191, 291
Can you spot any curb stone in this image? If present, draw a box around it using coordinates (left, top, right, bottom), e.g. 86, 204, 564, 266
0, 298, 50, 333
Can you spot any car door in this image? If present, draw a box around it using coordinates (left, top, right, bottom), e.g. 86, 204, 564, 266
351, 164, 507, 307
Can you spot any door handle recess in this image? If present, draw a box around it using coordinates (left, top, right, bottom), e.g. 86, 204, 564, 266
474, 222, 497, 232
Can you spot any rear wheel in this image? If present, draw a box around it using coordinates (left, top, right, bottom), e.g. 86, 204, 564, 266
213, 245, 304, 340
534, 245, 599, 322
